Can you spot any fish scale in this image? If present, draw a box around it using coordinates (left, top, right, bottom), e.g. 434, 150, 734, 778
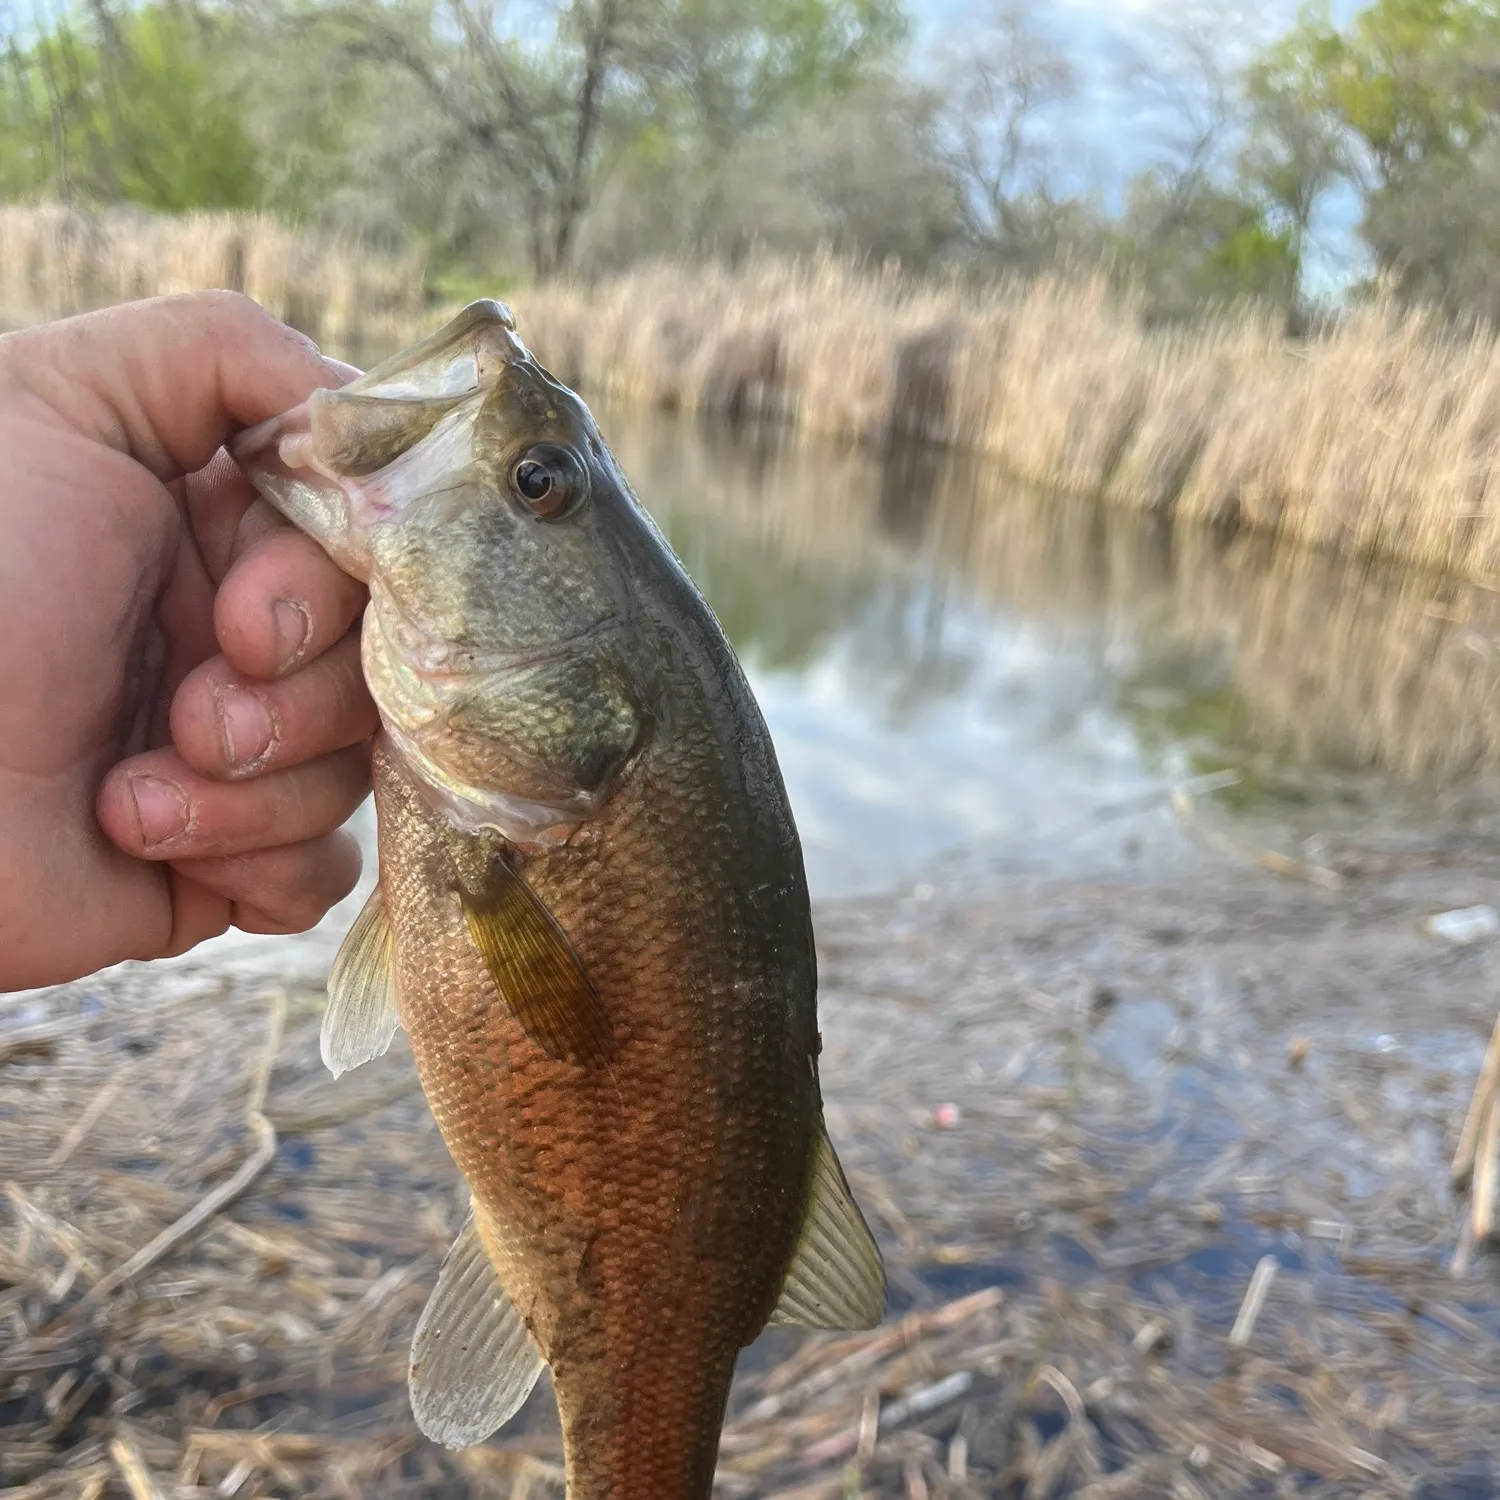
235, 299, 885, 1500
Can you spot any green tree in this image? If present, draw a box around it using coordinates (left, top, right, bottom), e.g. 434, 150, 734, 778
1119, 171, 1298, 320
1238, 59, 1345, 305
1246, 0, 1500, 314
0, 2, 262, 210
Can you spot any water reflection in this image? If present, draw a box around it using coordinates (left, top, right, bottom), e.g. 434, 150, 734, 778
162, 400, 1500, 983
605, 406, 1500, 894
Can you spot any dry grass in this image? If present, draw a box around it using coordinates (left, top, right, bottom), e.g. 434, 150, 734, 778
8, 203, 1500, 579
515, 260, 1500, 581
0, 203, 429, 364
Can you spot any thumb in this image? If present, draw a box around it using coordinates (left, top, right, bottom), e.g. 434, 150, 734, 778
0, 290, 353, 483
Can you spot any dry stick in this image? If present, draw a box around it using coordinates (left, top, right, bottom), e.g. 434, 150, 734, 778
1473, 1097, 1500, 1242
1451, 1010, 1500, 1188
108, 1428, 167, 1500
45, 1066, 130, 1168
78, 992, 285, 1311
1170, 790, 1342, 890
1229, 1255, 1280, 1347
1045, 769, 1241, 845
77, 1470, 109, 1500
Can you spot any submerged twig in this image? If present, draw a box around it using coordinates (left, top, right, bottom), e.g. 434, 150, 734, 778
1229, 1256, 1280, 1347
1452, 1010, 1500, 1190
78, 992, 285, 1310
1171, 789, 1342, 889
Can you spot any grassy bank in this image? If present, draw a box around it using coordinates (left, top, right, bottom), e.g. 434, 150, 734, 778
7, 204, 1500, 581
516, 261, 1500, 582
0, 203, 428, 364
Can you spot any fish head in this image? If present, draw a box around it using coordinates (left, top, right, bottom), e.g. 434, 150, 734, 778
234, 300, 652, 841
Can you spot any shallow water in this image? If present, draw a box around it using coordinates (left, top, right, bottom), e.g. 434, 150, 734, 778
178, 402, 1500, 979
607, 409, 1500, 897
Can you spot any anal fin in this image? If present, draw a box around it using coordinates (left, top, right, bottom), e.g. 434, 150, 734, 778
322, 883, 400, 1078
769, 1123, 887, 1331
459, 860, 615, 1065
409, 1205, 545, 1449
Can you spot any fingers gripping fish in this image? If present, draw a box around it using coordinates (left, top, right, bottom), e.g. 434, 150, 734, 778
234, 302, 885, 1500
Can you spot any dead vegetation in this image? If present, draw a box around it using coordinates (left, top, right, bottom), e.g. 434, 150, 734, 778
0, 204, 427, 364
9, 204, 1500, 581
5, 836, 1500, 1498
516, 261, 1500, 584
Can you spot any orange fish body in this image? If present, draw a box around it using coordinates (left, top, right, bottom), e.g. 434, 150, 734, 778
236, 301, 884, 1500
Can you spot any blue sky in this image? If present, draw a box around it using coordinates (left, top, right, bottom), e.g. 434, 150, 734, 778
919, 0, 1374, 295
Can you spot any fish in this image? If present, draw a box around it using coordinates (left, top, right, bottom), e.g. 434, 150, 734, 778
233, 300, 885, 1500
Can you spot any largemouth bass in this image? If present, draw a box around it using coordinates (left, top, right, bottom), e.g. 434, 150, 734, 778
234, 301, 885, 1499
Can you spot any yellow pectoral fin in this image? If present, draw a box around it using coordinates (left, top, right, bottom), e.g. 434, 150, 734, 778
459, 861, 616, 1066
322, 883, 401, 1078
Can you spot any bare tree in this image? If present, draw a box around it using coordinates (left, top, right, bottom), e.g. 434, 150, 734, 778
934, 6, 1076, 267
307, 0, 647, 280
1114, 12, 1241, 250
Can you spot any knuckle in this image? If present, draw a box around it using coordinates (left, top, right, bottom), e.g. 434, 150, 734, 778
191, 287, 268, 325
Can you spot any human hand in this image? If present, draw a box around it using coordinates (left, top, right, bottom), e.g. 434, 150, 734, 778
0, 292, 378, 992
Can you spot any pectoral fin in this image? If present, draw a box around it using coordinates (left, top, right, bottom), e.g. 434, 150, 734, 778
409, 1207, 545, 1449
459, 862, 615, 1065
769, 1123, 887, 1331
321, 884, 401, 1078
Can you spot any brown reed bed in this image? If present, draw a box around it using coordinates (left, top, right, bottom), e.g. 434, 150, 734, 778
0, 203, 428, 364
7, 203, 1500, 582
514, 261, 1500, 583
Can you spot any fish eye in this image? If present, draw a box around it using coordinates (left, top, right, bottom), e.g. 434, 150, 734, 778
509, 443, 587, 519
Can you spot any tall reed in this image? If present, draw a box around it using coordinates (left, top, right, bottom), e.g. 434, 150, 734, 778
0, 202, 428, 363
515, 260, 1500, 582
6, 203, 1500, 583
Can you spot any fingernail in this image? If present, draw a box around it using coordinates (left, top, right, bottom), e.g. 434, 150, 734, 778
273, 598, 311, 673
219, 685, 275, 770
129, 776, 189, 848
323, 356, 363, 384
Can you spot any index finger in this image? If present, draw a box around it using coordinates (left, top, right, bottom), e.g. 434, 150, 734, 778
0, 290, 353, 483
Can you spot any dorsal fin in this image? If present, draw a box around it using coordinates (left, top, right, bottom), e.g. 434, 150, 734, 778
459, 860, 615, 1065
409, 1205, 545, 1449
322, 884, 400, 1077
768, 1123, 886, 1331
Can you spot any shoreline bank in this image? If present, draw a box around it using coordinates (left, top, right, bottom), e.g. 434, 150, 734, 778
513, 260, 1500, 585
5, 829, 1499, 1498
9, 201, 1500, 584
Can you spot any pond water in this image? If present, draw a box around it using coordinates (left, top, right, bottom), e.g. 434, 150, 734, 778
612, 406, 1500, 897
190, 401, 1500, 978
